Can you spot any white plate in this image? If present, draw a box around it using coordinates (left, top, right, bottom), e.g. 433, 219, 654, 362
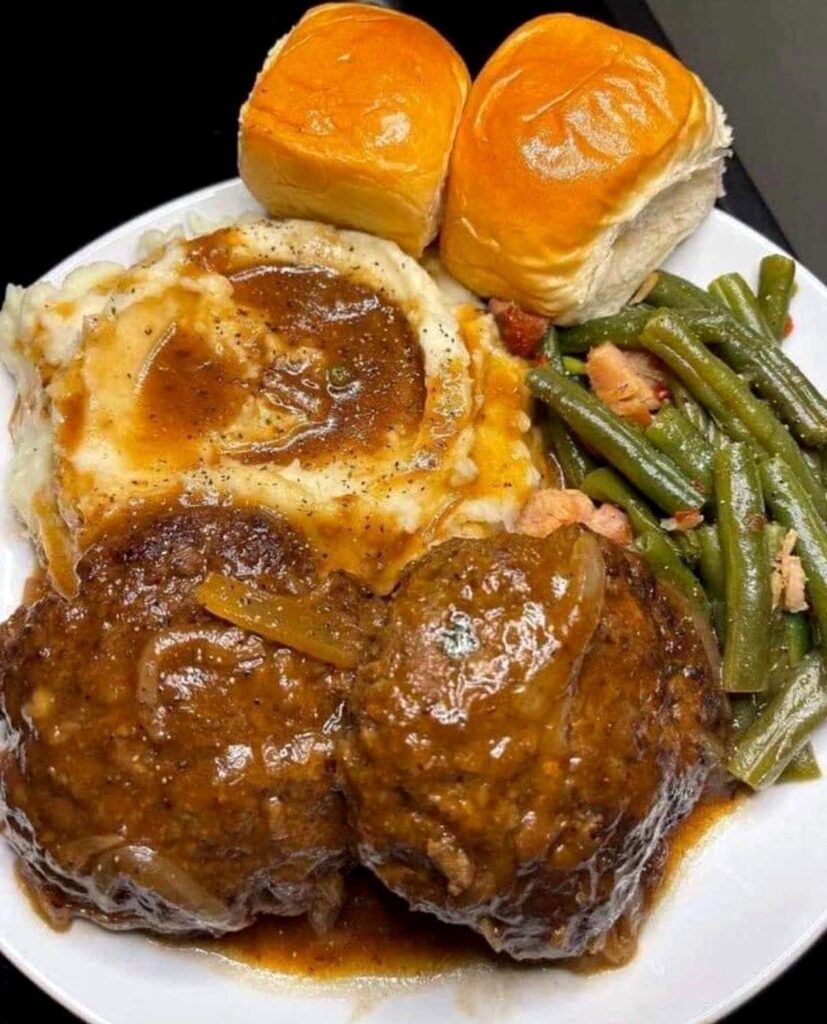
1, 179, 826, 1024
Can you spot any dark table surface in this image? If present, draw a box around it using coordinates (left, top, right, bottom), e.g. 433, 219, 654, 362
0, 2, 821, 1020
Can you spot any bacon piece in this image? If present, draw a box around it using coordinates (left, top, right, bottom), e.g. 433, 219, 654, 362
771, 529, 809, 613
623, 351, 670, 401
586, 342, 668, 427
518, 489, 594, 538
587, 504, 633, 545
517, 488, 632, 546
661, 509, 705, 533
489, 298, 550, 359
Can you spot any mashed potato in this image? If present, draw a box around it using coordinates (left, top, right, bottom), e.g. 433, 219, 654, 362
0, 219, 542, 594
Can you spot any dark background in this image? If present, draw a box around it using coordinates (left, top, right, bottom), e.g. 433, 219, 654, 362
0, 1, 818, 1020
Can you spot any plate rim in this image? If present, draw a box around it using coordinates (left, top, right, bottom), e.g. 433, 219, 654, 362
41, 177, 245, 285
2, 178, 827, 1024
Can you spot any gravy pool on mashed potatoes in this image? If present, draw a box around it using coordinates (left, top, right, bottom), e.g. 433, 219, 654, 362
0, 219, 543, 595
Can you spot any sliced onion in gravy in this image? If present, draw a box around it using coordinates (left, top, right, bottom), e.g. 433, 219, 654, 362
93, 845, 230, 925
195, 574, 367, 668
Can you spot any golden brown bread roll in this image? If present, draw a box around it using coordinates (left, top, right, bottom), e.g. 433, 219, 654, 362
239, 3, 470, 256
440, 14, 731, 323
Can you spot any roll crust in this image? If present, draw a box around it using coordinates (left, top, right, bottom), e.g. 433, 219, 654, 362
440, 14, 731, 323
239, 3, 470, 256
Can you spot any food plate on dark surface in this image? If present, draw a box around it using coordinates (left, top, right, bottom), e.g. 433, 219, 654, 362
2, 176, 826, 1024
2, 7, 827, 1024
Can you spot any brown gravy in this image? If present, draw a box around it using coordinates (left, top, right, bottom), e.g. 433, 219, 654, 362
206, 792, 740, 979
137, 324, 248, 445
207, 869, 495, 979
663, 789, 744, 886
74, 254, 427, 474
227, 264, 426, 465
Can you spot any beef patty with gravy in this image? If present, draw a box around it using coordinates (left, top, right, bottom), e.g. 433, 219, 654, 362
0, 507, 366, 935
0, 514, 728, 961
344, 527, 729, 961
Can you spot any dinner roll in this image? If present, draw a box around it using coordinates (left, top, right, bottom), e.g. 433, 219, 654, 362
440, 14, 731, 324
239, 3, 470, 256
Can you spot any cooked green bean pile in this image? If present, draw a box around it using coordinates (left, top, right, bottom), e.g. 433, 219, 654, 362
526, 253, 827, 791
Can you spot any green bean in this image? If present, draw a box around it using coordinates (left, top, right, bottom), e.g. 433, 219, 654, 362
633, 530, 711, 617
760, 456, 827, 645
646, 270, 719, 311
708, 272, 775, 342
668, 376, 711, 436
557, 307, 653, 354
539, 326, 596, 487
714, 443, 773, 693
730, 695, 822, 783
768, 613, 820, 781
641, 315, 750, 434
762, 526, 798, 694
765, 606, 813, 694
641, 312, 827, 519
786, 612, 812, 667
527, 365, 705, 514
580, 467, 680, 552
545, 417, 595, 487
580, 467, 659, 533
728, 653, 827, 789
764, 521, 786, 564
730, 612, 820, 783
802, 447, 826, 487
680, 309, 827, 447
766, 613, 791, 694
646, 405, 714, 493
539, 325, 562, 363
780, 747, 822, 781
697, 525, 726, 641
697, 526, 725, 598
762, 529, 811, 714
730, 695, 759, 737
673, 528, 703, 566
758, 254, 796, 341
563, 356, 588, 376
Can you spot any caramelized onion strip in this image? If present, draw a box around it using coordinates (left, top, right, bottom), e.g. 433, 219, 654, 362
57, 834, 125, 872
137, 626, 264, 710
195, 574, 363, 668
95, 845, 230, 924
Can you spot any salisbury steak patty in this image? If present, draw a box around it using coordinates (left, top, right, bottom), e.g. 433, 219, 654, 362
0, 507, 360, 934
344, 526, 728, 961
